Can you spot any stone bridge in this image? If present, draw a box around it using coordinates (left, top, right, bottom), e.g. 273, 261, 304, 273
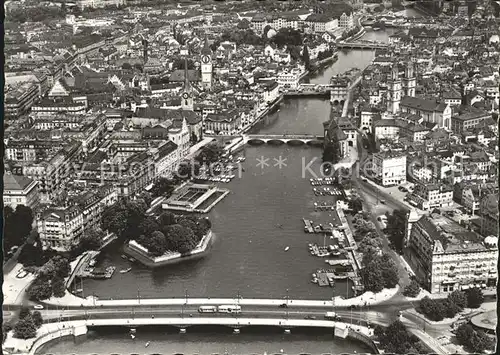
337, 41, 389, 50
243, 134, 325, 145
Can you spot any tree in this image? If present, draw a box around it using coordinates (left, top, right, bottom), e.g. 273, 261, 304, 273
302, 45, 310, 70
376, 320, 421, 354
237, 19, 250, 29
159, 212, 177, 227
385, 209, 406, 253
3, 205, 34, 251
466, 288, 484, 308
177, 160, 200, 180
27, 278, 52, 301
19, 307, 31, 320
403, 279, 421, 297
51, 275, 66, 298
13, 316, 37, 339
418, 296, 446, 321
195, 143, 224, 165
150, 178, 177, 198
122, 62, 132, 70
32, 311, 43, 328
348, 196, 363, 214
455, 323, 494, 353
447, 290, 468, 311
78, 227, 105, 251
138, 231, 168, 256
442, 299, 461, 319
51, 255, 70, 279
101, 199, 147, 240
360, 262, 385, 293
164, 224, 197, 253
138, 217, 160, 236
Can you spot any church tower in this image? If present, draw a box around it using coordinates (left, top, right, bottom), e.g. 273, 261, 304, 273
181, 58, 194, 111
387, 62, 402, 114
200, 37, 213, 90
403, 61, 416, 97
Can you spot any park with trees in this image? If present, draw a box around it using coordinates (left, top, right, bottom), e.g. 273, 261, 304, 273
7, 307, 44, 340
3, 205, 34, 254
384, 209, 407, 253
26, 255, 71, 301
135, 212, 212, 256
373, 320, 427, 354
455, 323, 495, 353
417, 288, 485, 321
350, 212, 399, 293
102, 196, 212, 257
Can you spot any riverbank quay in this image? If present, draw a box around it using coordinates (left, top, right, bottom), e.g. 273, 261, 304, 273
37, 285, 400, 308
123, 231, 213, 268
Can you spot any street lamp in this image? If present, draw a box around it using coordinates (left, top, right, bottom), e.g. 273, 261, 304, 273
137, 289, 141, 305
185, 289, 188, 305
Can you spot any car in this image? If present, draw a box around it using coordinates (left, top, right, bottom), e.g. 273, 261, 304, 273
304, 315, 316, 319
33, 305, 44, 310
279, 303, 288, 308
380, 200, 386, 204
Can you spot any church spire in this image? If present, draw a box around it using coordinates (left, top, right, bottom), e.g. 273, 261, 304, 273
201, 36, 212, 55
183, 57, 191, 92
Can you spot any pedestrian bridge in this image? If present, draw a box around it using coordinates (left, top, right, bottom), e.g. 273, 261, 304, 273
337, 41, 389, 50
283, 84, 334, 97
243, 134, 325, 145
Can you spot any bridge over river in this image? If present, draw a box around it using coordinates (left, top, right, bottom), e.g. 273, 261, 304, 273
337, 41, 389, 50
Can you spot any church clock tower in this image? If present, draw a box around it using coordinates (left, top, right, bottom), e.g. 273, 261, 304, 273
200, 38, 213, 90
387, 62, 402, 114
181, 58, 194, 111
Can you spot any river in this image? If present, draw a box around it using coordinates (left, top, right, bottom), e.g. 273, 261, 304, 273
43, 10, 423, 354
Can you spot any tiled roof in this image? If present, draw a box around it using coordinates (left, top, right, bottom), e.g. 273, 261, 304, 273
3, 173, 36, 191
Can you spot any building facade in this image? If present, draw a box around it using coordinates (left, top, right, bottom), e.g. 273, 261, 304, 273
405, 213, 498, 293
371, 151, 407, 186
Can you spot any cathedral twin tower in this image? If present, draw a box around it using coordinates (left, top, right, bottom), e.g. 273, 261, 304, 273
387, 61, 416, 114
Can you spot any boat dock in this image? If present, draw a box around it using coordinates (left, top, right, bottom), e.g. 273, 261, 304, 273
303, 218, 314, 233
77, 266, 116, 280
317, 273, 330, 287
314, 202, 336, 211
325, 259, 350, 266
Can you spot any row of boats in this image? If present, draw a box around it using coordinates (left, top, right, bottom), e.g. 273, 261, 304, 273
303, 219, 335, 234
313, 187, 343, 196
310, 178, 336, 186
309, 244, 344, 258
197, 174, 236, 183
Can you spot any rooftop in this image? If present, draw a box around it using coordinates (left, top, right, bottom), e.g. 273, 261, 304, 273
416, 213, 488, 253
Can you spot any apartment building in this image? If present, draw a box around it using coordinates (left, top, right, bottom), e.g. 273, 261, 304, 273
412, 183, 453, 210
277, 70, 302, 90
371, 151, 407, 186
36, 185, 118, 251
304, 14, 338, 33
405, 212, 498, 293
205, 109, 242, 135
19, 141, 83, 203
3, 172, 39, 210
4, 82, 40, 118
451, 107, 491, 133
480, 193, 499, 237
339, 12, 354, 29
